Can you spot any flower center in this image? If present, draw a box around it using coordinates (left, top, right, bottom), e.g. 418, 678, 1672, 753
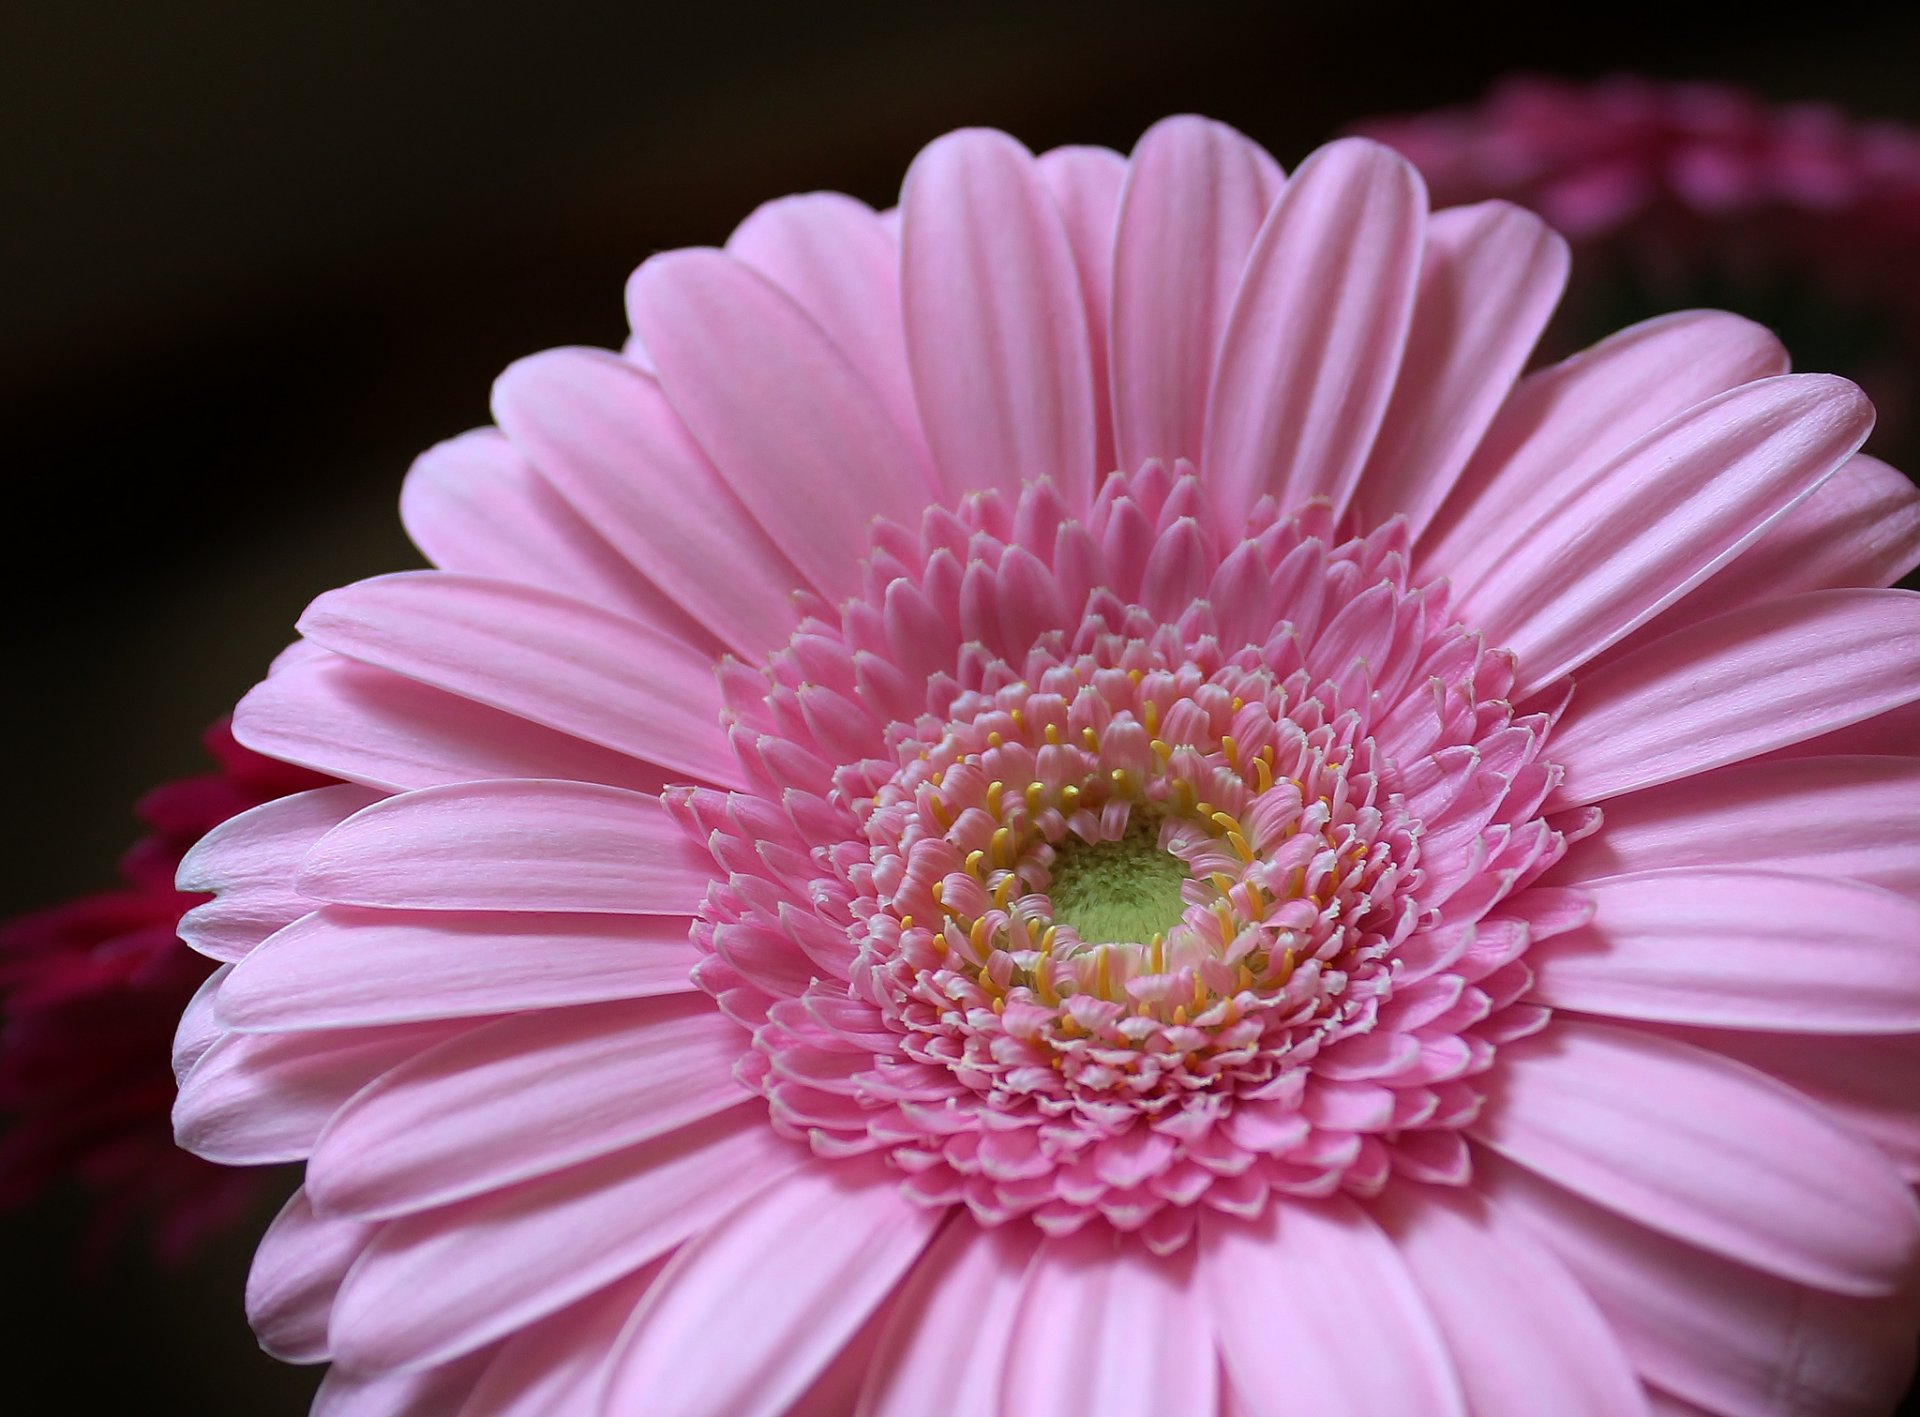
1044, 818, 1185, 946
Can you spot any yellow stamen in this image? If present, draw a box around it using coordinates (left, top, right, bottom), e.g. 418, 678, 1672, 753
1142, 699, 1160, 735
1228, 830, 1254, 862
1209, 871, 1237, 897
1025, 782, 1045, 815
992, 877, 1013, 911
965, 849, 986, 878
1110, 767, 1134, 798
987, 731, 1003, 749
1237, 962, 1255, 992
1220, 734, 1239, 769
1214, 900, 1236, 941
1254, 756, 1274, 794
1127, 668, 1143, 684
1230, 696, 1244, 713
1060, 784, 1081, 813
970, 919, 991, 960
1081, 727, 1100, 751
929, 796, 952, 829
1191, 972, 1207, 1012
1172, 1004, 1189, 1026
1010, 707, 1026, 734
1044, 722, 1062, 745
986, 780, 1005, 817
990, 826, 1014, 868
1150, 738, 1172, 764
1149, 932, 1166, 974
1244, 880, 1265, 919
1095, 946, 1112, 999
898, 914, 914, 930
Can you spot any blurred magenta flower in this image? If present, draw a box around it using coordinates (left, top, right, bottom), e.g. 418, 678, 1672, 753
0, 720, 325, 1264
166, 115, 1920, 1415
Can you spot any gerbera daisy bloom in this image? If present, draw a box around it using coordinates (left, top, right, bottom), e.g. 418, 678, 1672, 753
174, 116, 1920, 1414
1357, 75, 1920, 466
1, 718, 324, 1264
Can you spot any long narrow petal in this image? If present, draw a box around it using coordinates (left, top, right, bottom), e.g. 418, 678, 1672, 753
626, 251, 935, 600
1204, 1197, 1465, 1416
176, 784, 381, 960
307, 997, 746, 1218
1418, 311, 1787, 573
1110, 115, 1283, 473
1037, 143, 1127, 484
1372, 1185, 1648, 1416
1547, 589, 1920, 806
234, 652, 671, 795
398, 427, 668, 619
856, 1215, 1035, 1417
999, 1228, 1217, 1417
1486, 1152, 1920, 1416
456, 1267, 661, 1417
901, 128, 1099, 506
1455, 374, 1874, 694
491, 348, 805, 656
1352, 201, 1568, 536
246, 1188, 377, 1363
1203, 138, 1425, 527
1555, 755, 1920, 897
296, 780, 713, 914
327, 1107, 802, 1371
599, 1163, 945, 1417
313, 1352, 494, 1417
1476, 1021, 1920, 1296
298, 572, 740, 786
1530, 869, 1920, 1032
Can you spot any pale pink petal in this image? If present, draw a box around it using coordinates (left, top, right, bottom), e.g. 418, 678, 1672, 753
1419, 311, 1787, 573
307, 997, 746, 1218
1110, 115, 1283, 474
457, 1267, 661, 1417
627, 249, 935, 601
1455, 374, 1874, 694
1548, 589, 1920, 806
175, 1018, 475, 1165
170, 963, 231, 1081
1530, 869, 1920, 1033
296, 780, 713, 914
491, 348, 806, 656
216, 908, 700, 1030
298, 572, 741, 786
599, 1164, 944, 1417
1555, 755, 1920, 897
999, 1228, 1217, 1417
726, 191, 928, 468
234, 651, 672, 795
327, 1107, 803, 1371
1203, 1197, 1465, 1417
1351, 201, 1568, 536
398, 427, 667, 618
1598, 452, 1920, 657
247, 1187, 377, 1364
1203, 138, 1425, 527
313, 1351, 494, 1417
1372, 1185, 1647, 1416
856, 1215, 1035, 1417
1476, 1021, 1920, 1296
1486, 1153, 1920, 1416
176, 783, 380, 960
1037, 143, 1127, 481
901, 128, 1098, 507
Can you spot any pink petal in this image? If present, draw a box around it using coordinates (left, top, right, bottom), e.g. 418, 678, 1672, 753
313, 1352, 494, 1417
1556, 755, 1920, 896
1351, 201, 1568, 537
398, 426, 668, 618
171, 963, 230, 1081
217, 908, 700, 1030
235, 651, 672, 795
1600, 452, 1920, 657
1203, 138, 1425, 527
298, 572, 740, 787
327, 1106, 803, 1371
1455, 374, 1874, 695
600, 1163, 944, 1417
726, 191, 928, 471
296, 780, 713, 914
1372, 1184, 1647, 1416
176, 784, 381, 960
175, 1018, 475, 1165
856, 1215, 1035, 1417
490, 348, 805, 657
625, 251, 935, 601
1110, 115, 1283, 474
247, 1187, 376, 1363
999, 1227, 1218, 1417
307, 996, 746, 1218
1548, 589, 1920, 806
1486, 1152, 1920, 1416
456, 1267, 661, 1417
1037, 143, 1127, 484
1203, 1196, 1465, 1416
1530, 869, 1920, 1033
1419, 311, 1787, 574
901, 128, 1098, 507
1476, 1020, 1920, 1296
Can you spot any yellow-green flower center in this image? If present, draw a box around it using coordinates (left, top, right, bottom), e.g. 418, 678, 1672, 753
1045, 818, 1188, 945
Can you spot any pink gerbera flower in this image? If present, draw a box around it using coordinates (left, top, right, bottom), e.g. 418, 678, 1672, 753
175, 117, 1920, 1415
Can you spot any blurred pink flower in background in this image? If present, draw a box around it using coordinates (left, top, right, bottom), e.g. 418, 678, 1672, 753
0, 720, 325, 1264
163, 114, 1920, 1415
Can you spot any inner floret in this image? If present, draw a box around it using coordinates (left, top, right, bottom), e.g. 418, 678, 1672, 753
1046, 818, 1185, 946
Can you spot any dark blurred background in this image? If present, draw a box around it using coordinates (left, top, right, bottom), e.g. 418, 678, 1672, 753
6, 2, 1920, 1410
